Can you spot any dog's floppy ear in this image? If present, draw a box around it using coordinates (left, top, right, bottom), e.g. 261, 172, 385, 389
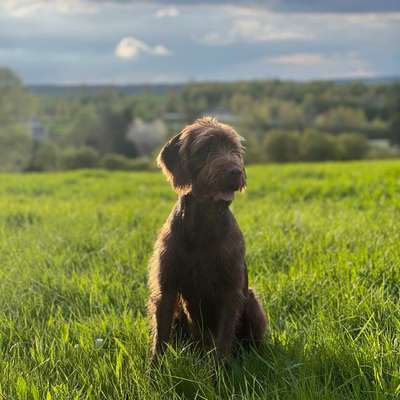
157, 133, 191, 192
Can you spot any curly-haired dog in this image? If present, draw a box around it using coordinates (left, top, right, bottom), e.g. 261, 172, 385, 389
148, 117, 267, 364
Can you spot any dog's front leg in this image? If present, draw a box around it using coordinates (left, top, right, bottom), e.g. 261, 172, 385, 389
150, 291, 177, 365
215, 293, 241, 361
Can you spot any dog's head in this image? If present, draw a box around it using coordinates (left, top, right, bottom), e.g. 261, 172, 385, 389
158, 117, 246, 204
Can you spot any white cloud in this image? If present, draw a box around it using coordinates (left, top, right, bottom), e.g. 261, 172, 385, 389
342, 12, 400, 27
202, 23, 311, 45
115, 37, 171, 59
347, 67, 377, 78
156, 6, 179, 18
200, 9, 312, 45
265, 52, 376, 79
268, 53, 324, 65
232, 19, 312, 41
200, 5, 400, 46
1, 0, 96, 17
1, 2, 397, 83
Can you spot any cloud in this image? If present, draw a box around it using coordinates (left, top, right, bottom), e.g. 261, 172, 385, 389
342, 12, 400, 27
7, 1, 396, 17
264, 0, 400, 13
115, 37, 171, 59
268, 53, 324, 66
200, 4, 400, 46
1, 0, 397, 84
2, 0, 97, 17
264, 52, 377, 79
155, 5, 179, 18
232, 18, 311, 41
85, 1, 400, 13
201, 11, 312, 45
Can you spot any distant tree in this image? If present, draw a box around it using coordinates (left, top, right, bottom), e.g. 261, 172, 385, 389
165, 90, 182, 113
299, 130, 338, 161
263, 131, 300, 163
64, 105, 101, 147
0, 68, 35, 171
370, 118, 387, 131
125, 118, 166, 156
0, 126, 32, 172
86, 107, 136, 157
1, 71, 397, 171
276, 102, 306, 130
230, 93, 253, 112
336, 133, 368, 160
0, 67, 21, 87
100, 153, 150, 171
62, 146, 100, 169
131, 92, 165, 121
348, 81, 367, 96
26, 140, 61, 171
233, 97, 271, 133
243, 135, 265, 163
100, 153, 134, 170
181, 91, 208, 121
0, 67, 35, 124
388, 83, 400, 145
389, 113, 400, 145
315, 107, 367, 133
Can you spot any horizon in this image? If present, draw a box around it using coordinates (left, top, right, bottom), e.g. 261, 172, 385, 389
24, 75, 400, 87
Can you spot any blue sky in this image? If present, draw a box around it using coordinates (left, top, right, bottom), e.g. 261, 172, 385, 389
0, 0, 399, 84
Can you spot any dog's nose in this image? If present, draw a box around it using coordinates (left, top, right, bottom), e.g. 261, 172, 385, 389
228, 167, 242, 179
226, 167, 242, 190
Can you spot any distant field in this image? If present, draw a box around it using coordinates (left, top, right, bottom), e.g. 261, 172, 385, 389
0, 161, 399, 399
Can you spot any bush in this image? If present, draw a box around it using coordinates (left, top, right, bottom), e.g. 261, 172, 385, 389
26, 141, 61, 171
389, 112, 400, 145
126, 157, 151, 171
366, 146, 400, 160
100, 153, 150, 171
243, 136, 265, 164
299, 130, 338, 161
263, 131, 300, 162
0, 126, 32, 172
336, 133, 368, 160
314, 107, 368, 132
61, 146, 100, 169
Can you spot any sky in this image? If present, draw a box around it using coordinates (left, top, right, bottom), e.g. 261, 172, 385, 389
0, 0, 399, 85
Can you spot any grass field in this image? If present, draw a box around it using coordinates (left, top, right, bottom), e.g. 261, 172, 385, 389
1, 161, 399, 399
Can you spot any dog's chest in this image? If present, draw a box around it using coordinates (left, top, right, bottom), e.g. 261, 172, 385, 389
178, 243, 243, 300
175, 199, 245, 299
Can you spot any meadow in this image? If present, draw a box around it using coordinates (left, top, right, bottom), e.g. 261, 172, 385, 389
0, 160, 399, 399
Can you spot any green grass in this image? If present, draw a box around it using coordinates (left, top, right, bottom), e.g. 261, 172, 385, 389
1, 161, 399, 399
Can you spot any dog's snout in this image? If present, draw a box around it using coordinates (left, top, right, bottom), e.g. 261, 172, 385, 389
228, 167, 242, 178
225, 167, 243, 190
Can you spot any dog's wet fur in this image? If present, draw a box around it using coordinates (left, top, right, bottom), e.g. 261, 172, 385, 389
148, 117, 267, 364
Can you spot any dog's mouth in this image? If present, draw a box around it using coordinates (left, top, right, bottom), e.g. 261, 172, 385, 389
212, 182, 245, 203
213, 191, 235, 202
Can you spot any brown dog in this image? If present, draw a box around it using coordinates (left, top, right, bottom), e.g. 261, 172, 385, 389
148, 117, 267, 364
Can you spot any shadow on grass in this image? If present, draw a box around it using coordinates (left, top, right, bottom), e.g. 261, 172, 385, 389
150, 333, 389, 400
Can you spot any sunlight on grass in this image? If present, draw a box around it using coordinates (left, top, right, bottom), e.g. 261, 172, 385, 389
0, 161, 399, 399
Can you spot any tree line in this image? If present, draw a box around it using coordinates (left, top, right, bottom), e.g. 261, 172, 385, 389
0, 67, 399, 172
